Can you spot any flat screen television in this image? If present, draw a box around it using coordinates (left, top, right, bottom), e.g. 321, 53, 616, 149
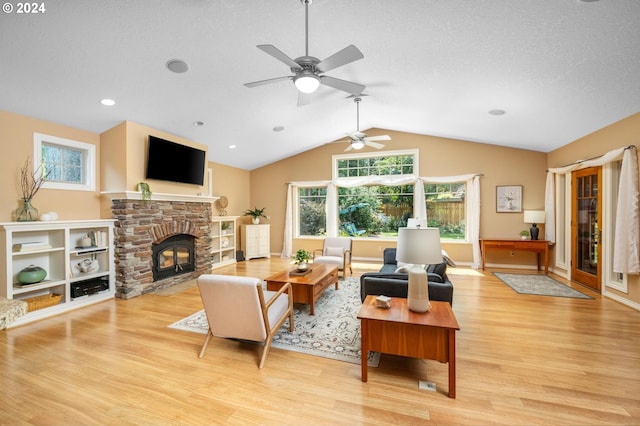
145, 135, 206, 185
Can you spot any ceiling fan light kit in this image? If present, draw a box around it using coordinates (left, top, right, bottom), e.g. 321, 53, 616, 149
294, 73, 321, 93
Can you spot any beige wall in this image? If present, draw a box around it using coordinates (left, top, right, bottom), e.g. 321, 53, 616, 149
548, 112, 640, 306
0, 110, 102, 222
250, 128, 548, 264
0, 112, 250, 238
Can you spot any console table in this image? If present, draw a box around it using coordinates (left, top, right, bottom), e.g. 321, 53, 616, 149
480, 238, 550, 274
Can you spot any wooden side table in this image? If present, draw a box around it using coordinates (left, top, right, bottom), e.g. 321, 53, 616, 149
480, 238, 550, 273
357, 296, 460, 398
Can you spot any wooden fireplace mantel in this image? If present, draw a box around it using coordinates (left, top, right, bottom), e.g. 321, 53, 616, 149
101, 191, 219, 203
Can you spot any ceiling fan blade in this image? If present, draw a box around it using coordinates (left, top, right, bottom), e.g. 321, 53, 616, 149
297, 91, 312, 107
316, 44, 364, 73
244, 76, 292, 88
320, 75, 365, 96
365, 141, 385, 149
344, 144, 354, 152
364, 135, 391, 142
257, 44, 302, 70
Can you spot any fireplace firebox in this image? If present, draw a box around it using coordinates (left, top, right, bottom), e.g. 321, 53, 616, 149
152, 234, 196, 281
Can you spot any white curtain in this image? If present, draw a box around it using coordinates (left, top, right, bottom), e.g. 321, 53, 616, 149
326, 183, 337, 237
280, 184, 294, 258
467, 175, 481, 269
546, 146, 639, 274
544, 172, 556, 243
614, 148, 640, 274
414, 178, 426, 221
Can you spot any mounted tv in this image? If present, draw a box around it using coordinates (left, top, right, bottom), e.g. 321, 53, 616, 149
145, 135, 206, 185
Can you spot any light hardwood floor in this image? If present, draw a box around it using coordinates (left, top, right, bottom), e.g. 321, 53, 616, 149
2, 258, 639, 425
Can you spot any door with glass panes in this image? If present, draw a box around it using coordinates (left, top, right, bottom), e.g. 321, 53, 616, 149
571, 167, 602, 291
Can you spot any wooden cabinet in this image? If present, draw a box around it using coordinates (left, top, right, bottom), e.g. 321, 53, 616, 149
0, 220, 115, 328
480, 238, 549, 273
211, 216, 237, 269
242, 224, 270, 260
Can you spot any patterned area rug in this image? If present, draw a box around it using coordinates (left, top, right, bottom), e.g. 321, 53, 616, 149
168, 277, 380, 366
494, 272, 593, 299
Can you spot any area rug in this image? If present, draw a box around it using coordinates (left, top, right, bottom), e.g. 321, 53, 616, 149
494, 272, 593, 299
168, 277, 380, 366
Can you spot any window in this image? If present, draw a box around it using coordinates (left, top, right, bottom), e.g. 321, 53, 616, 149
298, 187, 327, 236
334, 150, 417, 238
338, 184, 414, 237
424, 182, 467, 240
33, 133, 96, 191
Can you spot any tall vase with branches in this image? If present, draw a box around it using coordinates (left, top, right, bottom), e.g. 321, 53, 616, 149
15, 158, 48, 222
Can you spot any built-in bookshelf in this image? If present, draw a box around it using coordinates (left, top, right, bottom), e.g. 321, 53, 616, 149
0, 220, 115, 328
211, 216, 237, 269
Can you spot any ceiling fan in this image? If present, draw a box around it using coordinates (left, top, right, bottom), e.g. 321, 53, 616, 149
343, 97, 391, 151
244, 0, 365, 107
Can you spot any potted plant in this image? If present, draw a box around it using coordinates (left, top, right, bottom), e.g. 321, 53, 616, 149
221, 222, 230, 235
519, 230, 530, 240
293, 249, 312, 272
244, 206, 267, 224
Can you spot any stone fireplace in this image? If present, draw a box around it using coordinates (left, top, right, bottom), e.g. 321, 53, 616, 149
110, 197, 213, 299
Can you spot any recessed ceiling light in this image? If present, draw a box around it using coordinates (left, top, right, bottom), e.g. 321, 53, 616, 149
100, 98, 115, 106
228, 145, 237, 149
193, 121, 204, 127
488, 109, 506, 116
166, 59, 189, 73
273, 126, 285, 132
578, 0, 600, 3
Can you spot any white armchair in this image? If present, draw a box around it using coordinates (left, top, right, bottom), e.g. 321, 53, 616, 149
197, 274, 294, 368
312, 237, 353, 278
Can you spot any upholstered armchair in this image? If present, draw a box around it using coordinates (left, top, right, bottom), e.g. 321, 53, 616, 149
197, 274, 294, 368
312, 237, 353, 278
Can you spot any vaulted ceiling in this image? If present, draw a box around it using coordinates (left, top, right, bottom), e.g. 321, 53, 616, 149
1, 0, 639, 170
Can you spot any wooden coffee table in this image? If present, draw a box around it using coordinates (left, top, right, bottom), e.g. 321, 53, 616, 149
357, 296, 460, 398
265, 264, 339, 315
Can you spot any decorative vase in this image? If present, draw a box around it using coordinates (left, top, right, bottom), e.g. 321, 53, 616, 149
296, 262, 308, 272
15, 198, 38, 222
252, 217, 260, 224
17, 264, 47, 284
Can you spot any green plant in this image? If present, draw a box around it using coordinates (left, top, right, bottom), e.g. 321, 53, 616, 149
293, 249, 311, 265
221, 222, 230, 230
138, 182, 152, 201
243, 206, 267, 219
519, 230, 530, 237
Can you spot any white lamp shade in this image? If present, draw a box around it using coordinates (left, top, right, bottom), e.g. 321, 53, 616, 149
294, 74, 320, 93
396, 227, 443, 265
524, 210, 546, 224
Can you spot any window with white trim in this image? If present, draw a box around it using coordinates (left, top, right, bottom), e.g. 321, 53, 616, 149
33, 133, 96, 191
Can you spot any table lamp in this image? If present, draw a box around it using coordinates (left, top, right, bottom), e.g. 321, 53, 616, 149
524, 210, 546, 240
396, 227, 443, 312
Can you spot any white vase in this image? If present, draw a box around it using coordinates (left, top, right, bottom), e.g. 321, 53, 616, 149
296, 262, 308, 272
252, 217, 260, 224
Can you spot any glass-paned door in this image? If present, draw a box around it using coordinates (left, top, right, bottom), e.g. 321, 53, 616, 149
571, 167, 602, 291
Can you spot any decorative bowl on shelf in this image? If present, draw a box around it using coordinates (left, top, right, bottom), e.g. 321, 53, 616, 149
17, 264, 47, 284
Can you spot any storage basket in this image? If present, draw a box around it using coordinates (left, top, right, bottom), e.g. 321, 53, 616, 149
24, 293, 62, 312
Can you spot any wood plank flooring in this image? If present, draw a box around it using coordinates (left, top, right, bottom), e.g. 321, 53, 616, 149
1, 258, 639, 425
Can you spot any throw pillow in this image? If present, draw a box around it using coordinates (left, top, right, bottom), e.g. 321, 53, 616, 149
325, 246, 344, 257
441, 249, 457, 267
426, 261, 447, 279
394, 265, 412, 273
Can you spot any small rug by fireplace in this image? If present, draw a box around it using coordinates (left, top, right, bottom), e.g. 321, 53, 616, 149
168, 277, 380, 366
494, 272, 593, 299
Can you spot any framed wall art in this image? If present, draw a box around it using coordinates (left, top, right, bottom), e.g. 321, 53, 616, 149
496, 185, 522, 212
